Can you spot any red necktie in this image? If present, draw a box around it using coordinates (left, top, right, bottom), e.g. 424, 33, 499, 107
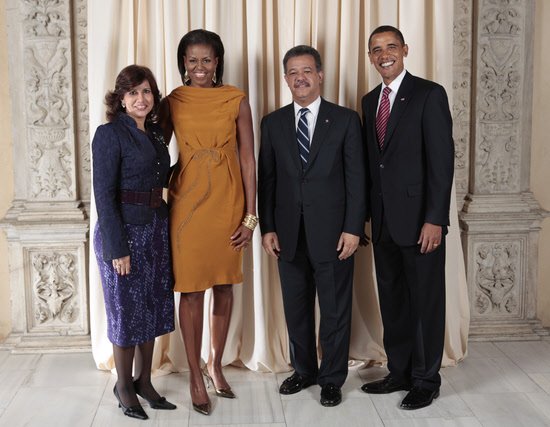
376, 86, 391, 150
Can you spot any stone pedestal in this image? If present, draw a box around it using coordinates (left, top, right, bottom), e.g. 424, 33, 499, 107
0, 0, 90, 352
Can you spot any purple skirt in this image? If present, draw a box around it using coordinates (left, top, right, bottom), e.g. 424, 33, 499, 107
94, 212, 175, 346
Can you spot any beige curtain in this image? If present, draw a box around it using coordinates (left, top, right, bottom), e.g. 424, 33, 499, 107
88, 0, 469, 374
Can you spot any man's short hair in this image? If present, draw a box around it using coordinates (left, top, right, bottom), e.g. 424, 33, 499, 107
368, 25, 406, 51
283, 45, 323, 73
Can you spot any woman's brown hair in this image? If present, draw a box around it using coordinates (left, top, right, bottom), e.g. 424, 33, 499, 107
104, 65, 162, 123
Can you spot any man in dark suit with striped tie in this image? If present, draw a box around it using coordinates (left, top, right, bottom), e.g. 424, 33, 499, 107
360, 26, 454, 410
258, 45, 366, 407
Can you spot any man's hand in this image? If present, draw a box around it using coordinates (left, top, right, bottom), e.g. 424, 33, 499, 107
417, 223, 442, 254
262, 232, 281, 258
337, 232, 360, 260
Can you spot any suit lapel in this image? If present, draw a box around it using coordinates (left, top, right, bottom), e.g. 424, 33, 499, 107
306, 98, 332, 170
281, 103, 302, 172
383, 72, 414, 151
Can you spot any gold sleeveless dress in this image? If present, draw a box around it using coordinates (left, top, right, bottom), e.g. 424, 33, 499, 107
168, 85, 246, 292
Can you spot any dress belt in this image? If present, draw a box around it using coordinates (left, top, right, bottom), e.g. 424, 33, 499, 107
120, 188, 163, 209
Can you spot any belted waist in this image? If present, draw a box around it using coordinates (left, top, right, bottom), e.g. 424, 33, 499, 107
120, 188, 163, 209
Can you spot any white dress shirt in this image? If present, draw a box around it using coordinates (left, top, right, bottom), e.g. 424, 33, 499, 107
376, 68, 407, 114
293, 96, 321, 143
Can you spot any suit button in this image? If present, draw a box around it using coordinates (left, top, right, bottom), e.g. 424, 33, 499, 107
379, 164, 384, 169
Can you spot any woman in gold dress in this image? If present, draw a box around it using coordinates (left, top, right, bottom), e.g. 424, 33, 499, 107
159, 29, 256, 415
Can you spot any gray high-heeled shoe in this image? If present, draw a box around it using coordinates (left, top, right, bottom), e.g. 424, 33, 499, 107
201, 365, 236, 399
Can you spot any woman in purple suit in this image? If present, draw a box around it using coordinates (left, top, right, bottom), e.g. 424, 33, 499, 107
92, 65, 176, 420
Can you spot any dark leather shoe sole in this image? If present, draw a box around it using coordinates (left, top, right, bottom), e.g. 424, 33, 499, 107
279, 381, 314, 395
133, 380, 177, 410
113, 385, 149, 420
320, 394, 342, 407
361, 382, 411, 394
400, 389, 439, 410
279, 374, 315, 395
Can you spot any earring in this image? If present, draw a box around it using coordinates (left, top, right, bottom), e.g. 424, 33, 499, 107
212, 71, 217, 85
121, 101, 126, 109
183, 70, 190, 85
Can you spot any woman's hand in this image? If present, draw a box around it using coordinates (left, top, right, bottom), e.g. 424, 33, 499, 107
112, 255, 131, 276
230, 224, 253, 251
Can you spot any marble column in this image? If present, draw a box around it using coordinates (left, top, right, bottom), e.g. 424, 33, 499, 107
0, 0, 90, 352
458, 0, 549, 340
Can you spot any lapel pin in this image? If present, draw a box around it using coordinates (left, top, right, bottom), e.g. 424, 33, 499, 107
400, 97, 405, 101
325, 119, 329, 123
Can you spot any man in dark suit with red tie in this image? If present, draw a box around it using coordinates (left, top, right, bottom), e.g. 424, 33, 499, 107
258, 45, 366, 407
360, 26, 454, 410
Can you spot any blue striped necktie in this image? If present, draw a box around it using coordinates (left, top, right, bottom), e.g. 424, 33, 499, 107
297, 108, 310, 168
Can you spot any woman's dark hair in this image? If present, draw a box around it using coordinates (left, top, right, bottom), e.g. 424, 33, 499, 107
283, 45, 323, 73
177, 29, 225, 86
104, 65, 161, 123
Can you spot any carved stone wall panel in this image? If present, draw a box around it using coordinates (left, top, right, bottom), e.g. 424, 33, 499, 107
473, 0, 525, 194
472, 238, 524, 320
460, 0, 547, 340
74, 0, 90, 202
26, 248, 86, 333
22, 0, 77, 201
453, 0, 473, 205
1, 0, 91, 352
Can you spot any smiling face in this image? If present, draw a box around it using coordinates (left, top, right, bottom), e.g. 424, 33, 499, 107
368, 31, 408, 85
183, 44, 219, 88
284, 54, 323, 107
122, 80, 154, 128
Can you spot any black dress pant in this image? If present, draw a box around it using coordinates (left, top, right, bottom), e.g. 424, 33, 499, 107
278, 221, 354, 387
373, 219, 446, 391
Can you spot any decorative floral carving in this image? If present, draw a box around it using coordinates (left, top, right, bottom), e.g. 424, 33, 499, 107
29, 127, 73, 198
24, 0, 66, 38
74, 0, 91, 200
31, 252, 79, 324
25, 42, 70, 127
453, 0, 473, 200
479, 43, 520, 122
22, 0, 75, 200
475, 242, 519, 315
482, 1, 521, 35
474, 0, 524, 194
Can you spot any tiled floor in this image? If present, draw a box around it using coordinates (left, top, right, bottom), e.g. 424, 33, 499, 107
1, 341, 550, 426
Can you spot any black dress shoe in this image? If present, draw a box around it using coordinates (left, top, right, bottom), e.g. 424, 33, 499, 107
400, 387, 439, 410
133, 380, 177, 410
279, 372, 315, 395
113, 385, 148, 420
361, 375, 411, 394
320, 383, 342, 407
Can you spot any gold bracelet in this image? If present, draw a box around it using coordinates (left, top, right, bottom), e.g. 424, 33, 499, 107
242, 213, 258, 231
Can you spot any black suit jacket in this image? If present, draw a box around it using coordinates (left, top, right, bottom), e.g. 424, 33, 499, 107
362, 72, 454, 246
259, 98, 366, 263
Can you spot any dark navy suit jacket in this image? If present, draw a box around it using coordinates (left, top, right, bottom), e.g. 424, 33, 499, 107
92, 113, 170, 261
259, 98, 366, 263
362, 71, 454, 246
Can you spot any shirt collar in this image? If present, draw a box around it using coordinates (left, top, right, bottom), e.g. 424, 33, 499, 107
383, 68, 407, 94
293, 96, 321, 117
